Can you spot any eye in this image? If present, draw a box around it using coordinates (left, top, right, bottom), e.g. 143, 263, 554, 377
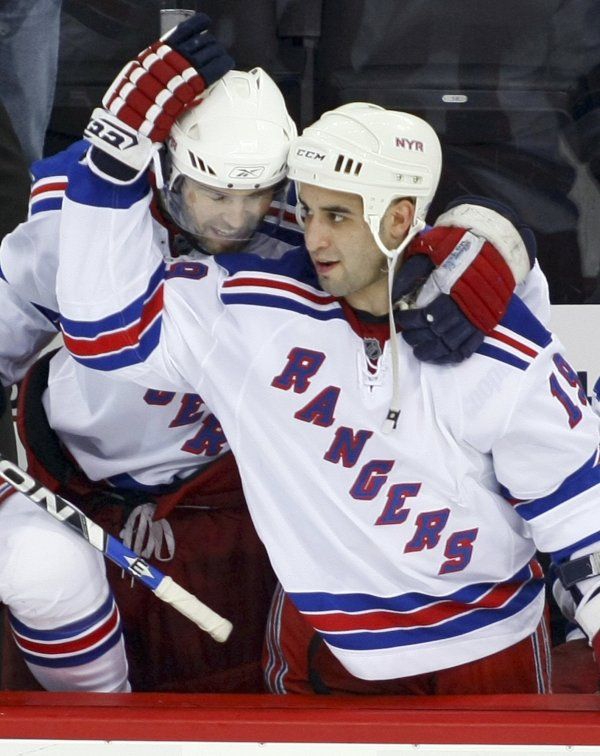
199, 188, 227, 202
329, 212, 345, 223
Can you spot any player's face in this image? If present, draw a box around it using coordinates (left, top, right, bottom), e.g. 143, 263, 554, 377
181, 179, 274, 254
299, 184, 394, 315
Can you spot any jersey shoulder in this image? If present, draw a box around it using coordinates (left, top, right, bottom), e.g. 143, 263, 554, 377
474, 294, 553, 372
216, 245, 318, 285
425, 295, 555, 435
29, 140, 89, 217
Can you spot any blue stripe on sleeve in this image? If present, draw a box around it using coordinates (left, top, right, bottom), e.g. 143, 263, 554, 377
552, 531, 600, 564
30, 197, 63, 215
72, 317, 162, 371
475, 342, 529, 370
60, 262, 165, 339
515, 451, 600, 521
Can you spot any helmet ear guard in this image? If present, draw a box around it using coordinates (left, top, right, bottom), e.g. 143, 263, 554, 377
287, 103, 442, 258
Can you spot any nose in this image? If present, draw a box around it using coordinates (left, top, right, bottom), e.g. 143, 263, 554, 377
221, 199, 249, 230
304, 216, 329, 253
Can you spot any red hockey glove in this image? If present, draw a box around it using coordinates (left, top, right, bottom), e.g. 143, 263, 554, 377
394, 198, 536, 364
84, 12, 234, 184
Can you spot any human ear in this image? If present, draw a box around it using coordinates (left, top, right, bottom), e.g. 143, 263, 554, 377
382, 198, 415, 247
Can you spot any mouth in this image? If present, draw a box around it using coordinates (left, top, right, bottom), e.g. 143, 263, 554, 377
208, 227, 249, 241
313, 260, 339, 275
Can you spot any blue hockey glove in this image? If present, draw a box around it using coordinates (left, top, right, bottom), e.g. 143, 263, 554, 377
394, 197, 536, 365
395, 293, 485, 364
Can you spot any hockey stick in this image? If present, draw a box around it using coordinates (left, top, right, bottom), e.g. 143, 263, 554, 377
0, 454, 233, 643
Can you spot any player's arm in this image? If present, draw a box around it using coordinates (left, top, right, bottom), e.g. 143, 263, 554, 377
57, 14, 233, 393
57, 157, 212, 393
475, 321, 600, 684
393, 197, 539, 364
0, 145, 85, 386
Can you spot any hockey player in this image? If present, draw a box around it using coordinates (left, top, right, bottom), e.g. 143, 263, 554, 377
0, 204, 129, 696
54, 17, 600, 694
0, 19, 296, 692
4, 13, 548, 693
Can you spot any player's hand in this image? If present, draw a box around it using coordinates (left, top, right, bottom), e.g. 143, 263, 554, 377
394, 290, 485, 365
84, 12, 234, 184
394, 197, 536, 365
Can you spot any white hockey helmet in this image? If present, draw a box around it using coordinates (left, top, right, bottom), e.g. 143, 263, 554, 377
287, 103, 442, 258
165, 67, 297, 192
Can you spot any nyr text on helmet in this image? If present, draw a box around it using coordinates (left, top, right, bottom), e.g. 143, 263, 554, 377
395, 137, 424, 152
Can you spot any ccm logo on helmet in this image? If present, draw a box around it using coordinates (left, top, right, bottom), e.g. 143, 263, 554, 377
296, 149, 326, 161
395, 137, 423, 152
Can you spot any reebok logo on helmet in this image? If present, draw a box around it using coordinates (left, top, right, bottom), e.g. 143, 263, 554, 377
228, 166, 266, 178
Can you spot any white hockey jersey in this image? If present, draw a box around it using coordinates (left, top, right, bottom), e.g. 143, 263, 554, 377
0, 141, 301, 489
55, 161, 600, 680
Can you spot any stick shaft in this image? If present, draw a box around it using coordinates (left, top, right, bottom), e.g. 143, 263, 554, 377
0, 455, 232, 642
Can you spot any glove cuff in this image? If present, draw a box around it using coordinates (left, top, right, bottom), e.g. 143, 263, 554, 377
84, 108, 157, 185
434, 203, 531, 284
418, 231, 486, 303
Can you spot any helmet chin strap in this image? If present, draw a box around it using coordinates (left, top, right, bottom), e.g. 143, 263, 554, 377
367, 216, 426, 434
